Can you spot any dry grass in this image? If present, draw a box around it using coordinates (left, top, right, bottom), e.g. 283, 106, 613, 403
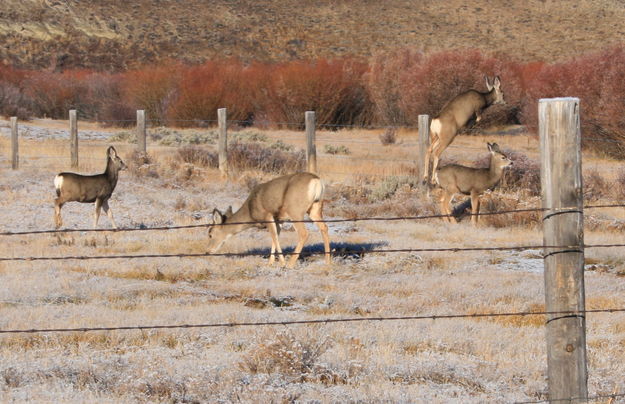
1, 121, 624, 402
3, 0, 625, 69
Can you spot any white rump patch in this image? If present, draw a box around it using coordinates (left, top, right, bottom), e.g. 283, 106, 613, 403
430, 118, 442, 136
308, 179, 324, 202
54, 175, 64, 191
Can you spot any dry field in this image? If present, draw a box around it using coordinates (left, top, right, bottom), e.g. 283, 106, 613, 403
3, 0, 625, 69
1, 119, 624, 403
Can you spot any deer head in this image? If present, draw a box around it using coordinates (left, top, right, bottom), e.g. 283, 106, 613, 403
107, 146, 127, 172
485, 76, 505, 105
207, 206, 234, 253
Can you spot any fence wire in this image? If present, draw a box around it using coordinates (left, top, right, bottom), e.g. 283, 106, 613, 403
2, 204, 623, 237
3, 208, 546, 236
1, 308, 623, 335
515, 391, 625, 404
1, 243, 624, 263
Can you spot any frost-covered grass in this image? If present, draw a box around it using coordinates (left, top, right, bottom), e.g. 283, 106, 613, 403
0, 121, 624, 402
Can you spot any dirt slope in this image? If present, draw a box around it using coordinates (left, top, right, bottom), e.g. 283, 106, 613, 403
1, 0, 624, 70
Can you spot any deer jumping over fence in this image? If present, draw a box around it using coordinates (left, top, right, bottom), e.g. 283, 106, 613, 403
207, 172, 331, 268
436, 142, 512, 225
423, 76, 505, 184
54, 146, 127, 229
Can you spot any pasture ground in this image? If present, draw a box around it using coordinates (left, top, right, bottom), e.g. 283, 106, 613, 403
0, 120, 624, 402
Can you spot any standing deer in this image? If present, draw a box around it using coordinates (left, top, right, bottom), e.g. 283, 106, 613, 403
436, 142, 512, 225
54, 146, 127, 229
423, 76, 505, 184
207, 172, 331, 268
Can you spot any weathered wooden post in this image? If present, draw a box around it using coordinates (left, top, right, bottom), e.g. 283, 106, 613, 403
539, 97, 587, 402
69, 109, 78, 168
305, 111, 317, 173
137, 110, 146, 154
218, 108, 228, 177
10, 117, 18, 169
417, 114, 430, 189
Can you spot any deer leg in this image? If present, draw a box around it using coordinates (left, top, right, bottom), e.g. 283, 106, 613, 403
439, 191, 450, 222
288, 220, 309, 268
266, 218, 285, 265
423, 136, 440, 183
268, 220, 283, 264
470, 192, 481, 226
309, 201, 331, 265
94, 198, 103, 228
102, 199, 118, 229
54, 198, 64, 229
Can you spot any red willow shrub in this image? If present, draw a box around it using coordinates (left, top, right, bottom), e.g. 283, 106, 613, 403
122, 63, 182, 125
521, 47, 625, 158
1, 47, 625, 158
167, 60, 266, 127
23, 70, 94, 119
265, 58, 372, 128
0, 64, 33, 119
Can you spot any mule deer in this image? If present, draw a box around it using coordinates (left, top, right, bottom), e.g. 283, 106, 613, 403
436, 142, 512, 225
208, 172, 331, 268
423, 76, 505, 184
54, 146, 127, 229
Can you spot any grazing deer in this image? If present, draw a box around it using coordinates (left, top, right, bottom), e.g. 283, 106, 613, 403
436, 142, 512, 225
423, 76, 505, 184
208, 172, 331, 268
54, 146, 127, 229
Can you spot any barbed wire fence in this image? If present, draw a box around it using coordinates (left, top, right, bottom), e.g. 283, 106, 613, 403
1, 104, 625, 401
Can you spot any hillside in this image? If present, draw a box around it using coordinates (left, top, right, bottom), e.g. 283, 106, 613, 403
1, 0, 624, 70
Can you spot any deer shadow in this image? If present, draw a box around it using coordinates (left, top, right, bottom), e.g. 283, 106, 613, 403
245, 240, 388, 262
452, 198, 474, 222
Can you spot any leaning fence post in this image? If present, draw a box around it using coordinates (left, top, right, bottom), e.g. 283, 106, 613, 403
305, 111, 317, 173
137, 110, 146, 154
10, 116, 18, 169
417, 115, 430, 189
69, 109, 78, 168
539, 97, 587, 401
218, 108, 228, 177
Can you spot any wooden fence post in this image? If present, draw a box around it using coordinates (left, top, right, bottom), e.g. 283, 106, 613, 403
137, 110, 146, 154
417, 115, 430, 189
305, 111, 317, 173
539, 97, 587, 401
10, 117, 18, 169
218, 108, 228, 177
69, 109, 78, 168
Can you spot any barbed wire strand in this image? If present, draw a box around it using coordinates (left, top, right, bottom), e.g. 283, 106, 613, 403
1, 243, 624, 263
515, 391, 625, 404
0, 308, 623, 335
2, 204, 623, 237
0, 207, 551, 236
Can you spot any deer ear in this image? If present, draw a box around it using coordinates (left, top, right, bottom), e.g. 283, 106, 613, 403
225, 206, 233, 216
212, 208, 224, 225
485, 76, 493, 91
493, 76, 501, 88
487, 142, 494, 153
107, 146, 117, 158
